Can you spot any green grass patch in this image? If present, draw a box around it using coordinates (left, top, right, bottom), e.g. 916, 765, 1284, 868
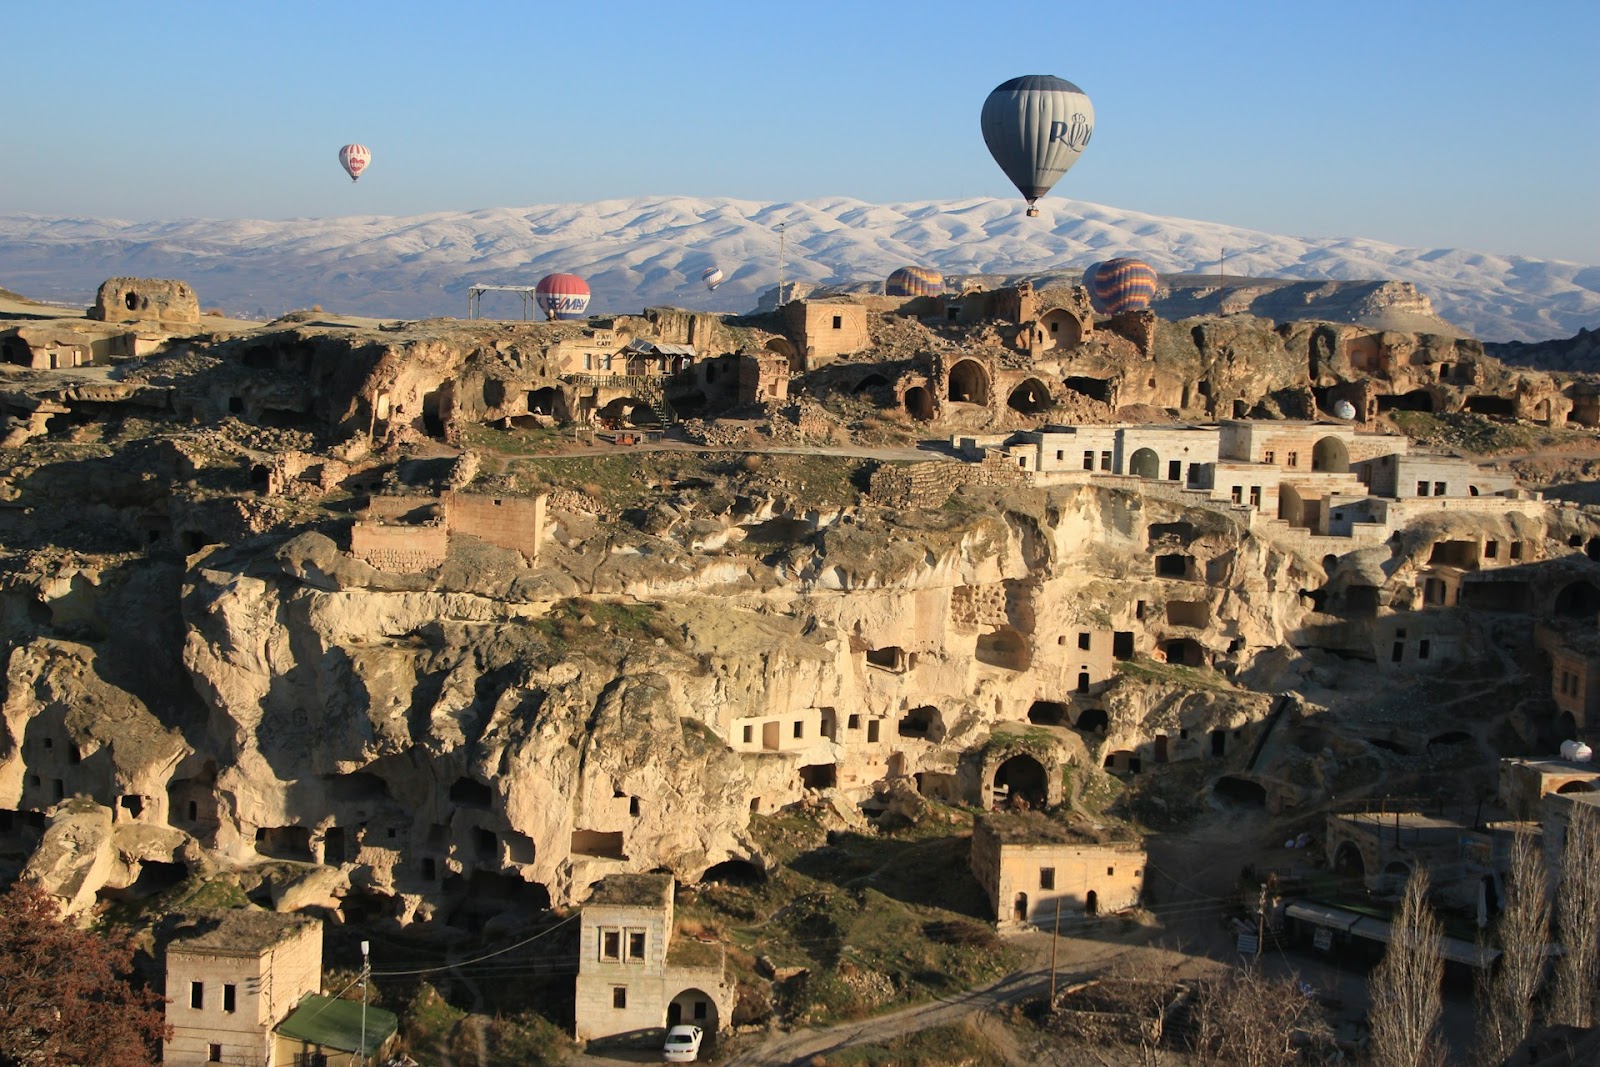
531, 597, 682, 661
1115, 656, 1236, 692
1386, 410, 1578, 456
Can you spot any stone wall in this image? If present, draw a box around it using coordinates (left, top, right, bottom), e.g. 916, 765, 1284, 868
348, 523, 449, 572
783, 300, 870, 368
90, 277, 200, 326
970, 818, 1146, 928
443, 491, 544, 561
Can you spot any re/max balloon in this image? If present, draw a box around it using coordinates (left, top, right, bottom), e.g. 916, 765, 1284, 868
338, 144, 371, 183
535, 274, 591, 320
885, 266, 943, 298
980, 75, 1093, 217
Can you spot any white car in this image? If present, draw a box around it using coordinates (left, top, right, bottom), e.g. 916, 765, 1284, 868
662, 1024, 704, 1062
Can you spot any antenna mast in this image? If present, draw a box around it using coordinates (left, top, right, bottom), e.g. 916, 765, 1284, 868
776, 222, 787, 308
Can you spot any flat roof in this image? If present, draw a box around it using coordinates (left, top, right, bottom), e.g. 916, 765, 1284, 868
977, 810, 1142, 847
585, 873, 673, 908
167, 910, 319, 958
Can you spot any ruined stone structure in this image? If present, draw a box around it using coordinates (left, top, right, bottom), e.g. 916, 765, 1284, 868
781, 299, 870, 368
970, 811, 1146, 928
90, 277, 200, 326
348, 490, 546, 571
574, 873, 731, 1045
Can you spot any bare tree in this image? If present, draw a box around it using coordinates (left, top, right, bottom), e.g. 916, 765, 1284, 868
1549, 801, 1600, 1028
1474, 829, 1551, 1066
1187, 966, 1327, 1067
1368, 866, 1445, 1067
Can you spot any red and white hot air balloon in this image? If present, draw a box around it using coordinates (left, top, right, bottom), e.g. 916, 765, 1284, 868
338, 144, 371, 182
535, 273, 592, 320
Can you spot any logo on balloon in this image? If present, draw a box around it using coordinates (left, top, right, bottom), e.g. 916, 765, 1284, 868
1049, 114, 1093, 150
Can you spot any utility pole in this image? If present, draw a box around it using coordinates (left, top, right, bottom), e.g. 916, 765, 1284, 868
1256, 881, 1267, 960
776, 222, 787, 309
1220, 247, 1226, 285
359, 939, 370, 1063
1049, 897, 1061, 1005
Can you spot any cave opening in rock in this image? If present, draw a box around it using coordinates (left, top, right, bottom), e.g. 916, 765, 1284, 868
699, 859, 765, 886
1064, 376, 1111, 403
947, 359, 990, 405
1007, 379, 1052, 415
993, 753, 1048, 809
449, 778, 493, 809
1073, 707, 1108, 734
1213, 776, 1267, 807
1029, 701, 1069, 726
898, 706, 944, 741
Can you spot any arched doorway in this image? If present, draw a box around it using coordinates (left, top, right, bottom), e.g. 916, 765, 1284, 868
993, 753, 1048, 809
1013, 892, 1029, 921
1334, 842, 1366, 882
764, 337, 799, 373
1129, 447, 1160, 479
947, 359, 990, 405
1554, 581, 1600, 617
1085, 890, 1098, 916
1007, 379, 1052, 415
666, 987, 718, 1032
1311, 436, 1349, 473
1035, 308, 1081, 353
597, 397, 656, 426
903, 386, 934, 420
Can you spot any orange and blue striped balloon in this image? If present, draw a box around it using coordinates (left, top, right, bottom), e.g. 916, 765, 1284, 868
886, 266, 944, 298
1090, 258, 1158, 315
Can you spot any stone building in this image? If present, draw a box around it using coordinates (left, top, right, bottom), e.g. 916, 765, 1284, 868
781, 299, 870, 369
573, 873, 732, 1046
163, 910, 322, 1067
970, 811, 1146, 929
89, 277, 200, 326
1499, 757, 1600, 819
348, 491, 546, 572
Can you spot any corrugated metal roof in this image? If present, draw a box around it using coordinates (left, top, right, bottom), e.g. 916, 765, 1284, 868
276, 994, 398, 1055
622, 338, 696, 357
1288, 900, 1500, 968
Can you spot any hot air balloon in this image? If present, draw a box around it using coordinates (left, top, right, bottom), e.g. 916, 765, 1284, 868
981, 76, 1094, 217
338, 144, 371, 183
535, 273, 591, 320
1090, 258, 1158, 315
701, 266, 725, 292
885, 266, 944, 298
1333, 400, 1358, 420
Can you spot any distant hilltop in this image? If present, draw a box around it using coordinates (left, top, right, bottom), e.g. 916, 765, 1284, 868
0, 196, 1594, 342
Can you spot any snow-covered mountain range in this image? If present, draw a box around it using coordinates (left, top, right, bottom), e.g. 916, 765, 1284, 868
1, 196, 1594, 343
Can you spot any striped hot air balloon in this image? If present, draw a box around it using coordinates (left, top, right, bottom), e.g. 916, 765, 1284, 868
535, 273, 591, 320
701, 266, 725, 291
1089, 258, 1158, 315
885, 266, 944, 298
338, 144, 371, 182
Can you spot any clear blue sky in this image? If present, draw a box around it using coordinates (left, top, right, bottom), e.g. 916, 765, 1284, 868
4, 0, 1596, 262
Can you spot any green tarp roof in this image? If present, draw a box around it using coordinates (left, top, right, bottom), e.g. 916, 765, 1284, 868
276, 994, 398, 1056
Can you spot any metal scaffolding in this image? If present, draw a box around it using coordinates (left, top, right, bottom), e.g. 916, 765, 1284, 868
467, 284, 540, 320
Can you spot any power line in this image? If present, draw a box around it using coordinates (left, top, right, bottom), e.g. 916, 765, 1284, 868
370, 913, 580, 977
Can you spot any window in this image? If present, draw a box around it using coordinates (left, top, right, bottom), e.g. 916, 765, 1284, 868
831, 315, 842, 330
612, 986, 627, 1009
1231, 485, 1242, 504
191, 981, 204, 1010
223, 984, 236, 1013
1107, 866, 1116, 876
793, 720, 803, 739
1083, 451, 1094, 470
1018, 457, 1027, 468
847, 713, 861, 730
1249, 486, 1261, 507
627, 930, 646, 961
601, 930, 621, 961
1287, 451, 1298, 468
1078, 632, 1091, 651
1485, 540, 1499, 559
1039, 867, 1056, 890
1417, 481, 1429, 496
1434, 482, 1447, 496
1418, 639, 1431, 660
694, 1000, 708, 1020
1100, 450, 1112, 470
1168, 460, 1182, 481
208, 1044, 222, 1063
1263, 450, 1275, 464
867, 720, 880, 743
1055, 450, 1064, 462
742, 724, 753, 744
